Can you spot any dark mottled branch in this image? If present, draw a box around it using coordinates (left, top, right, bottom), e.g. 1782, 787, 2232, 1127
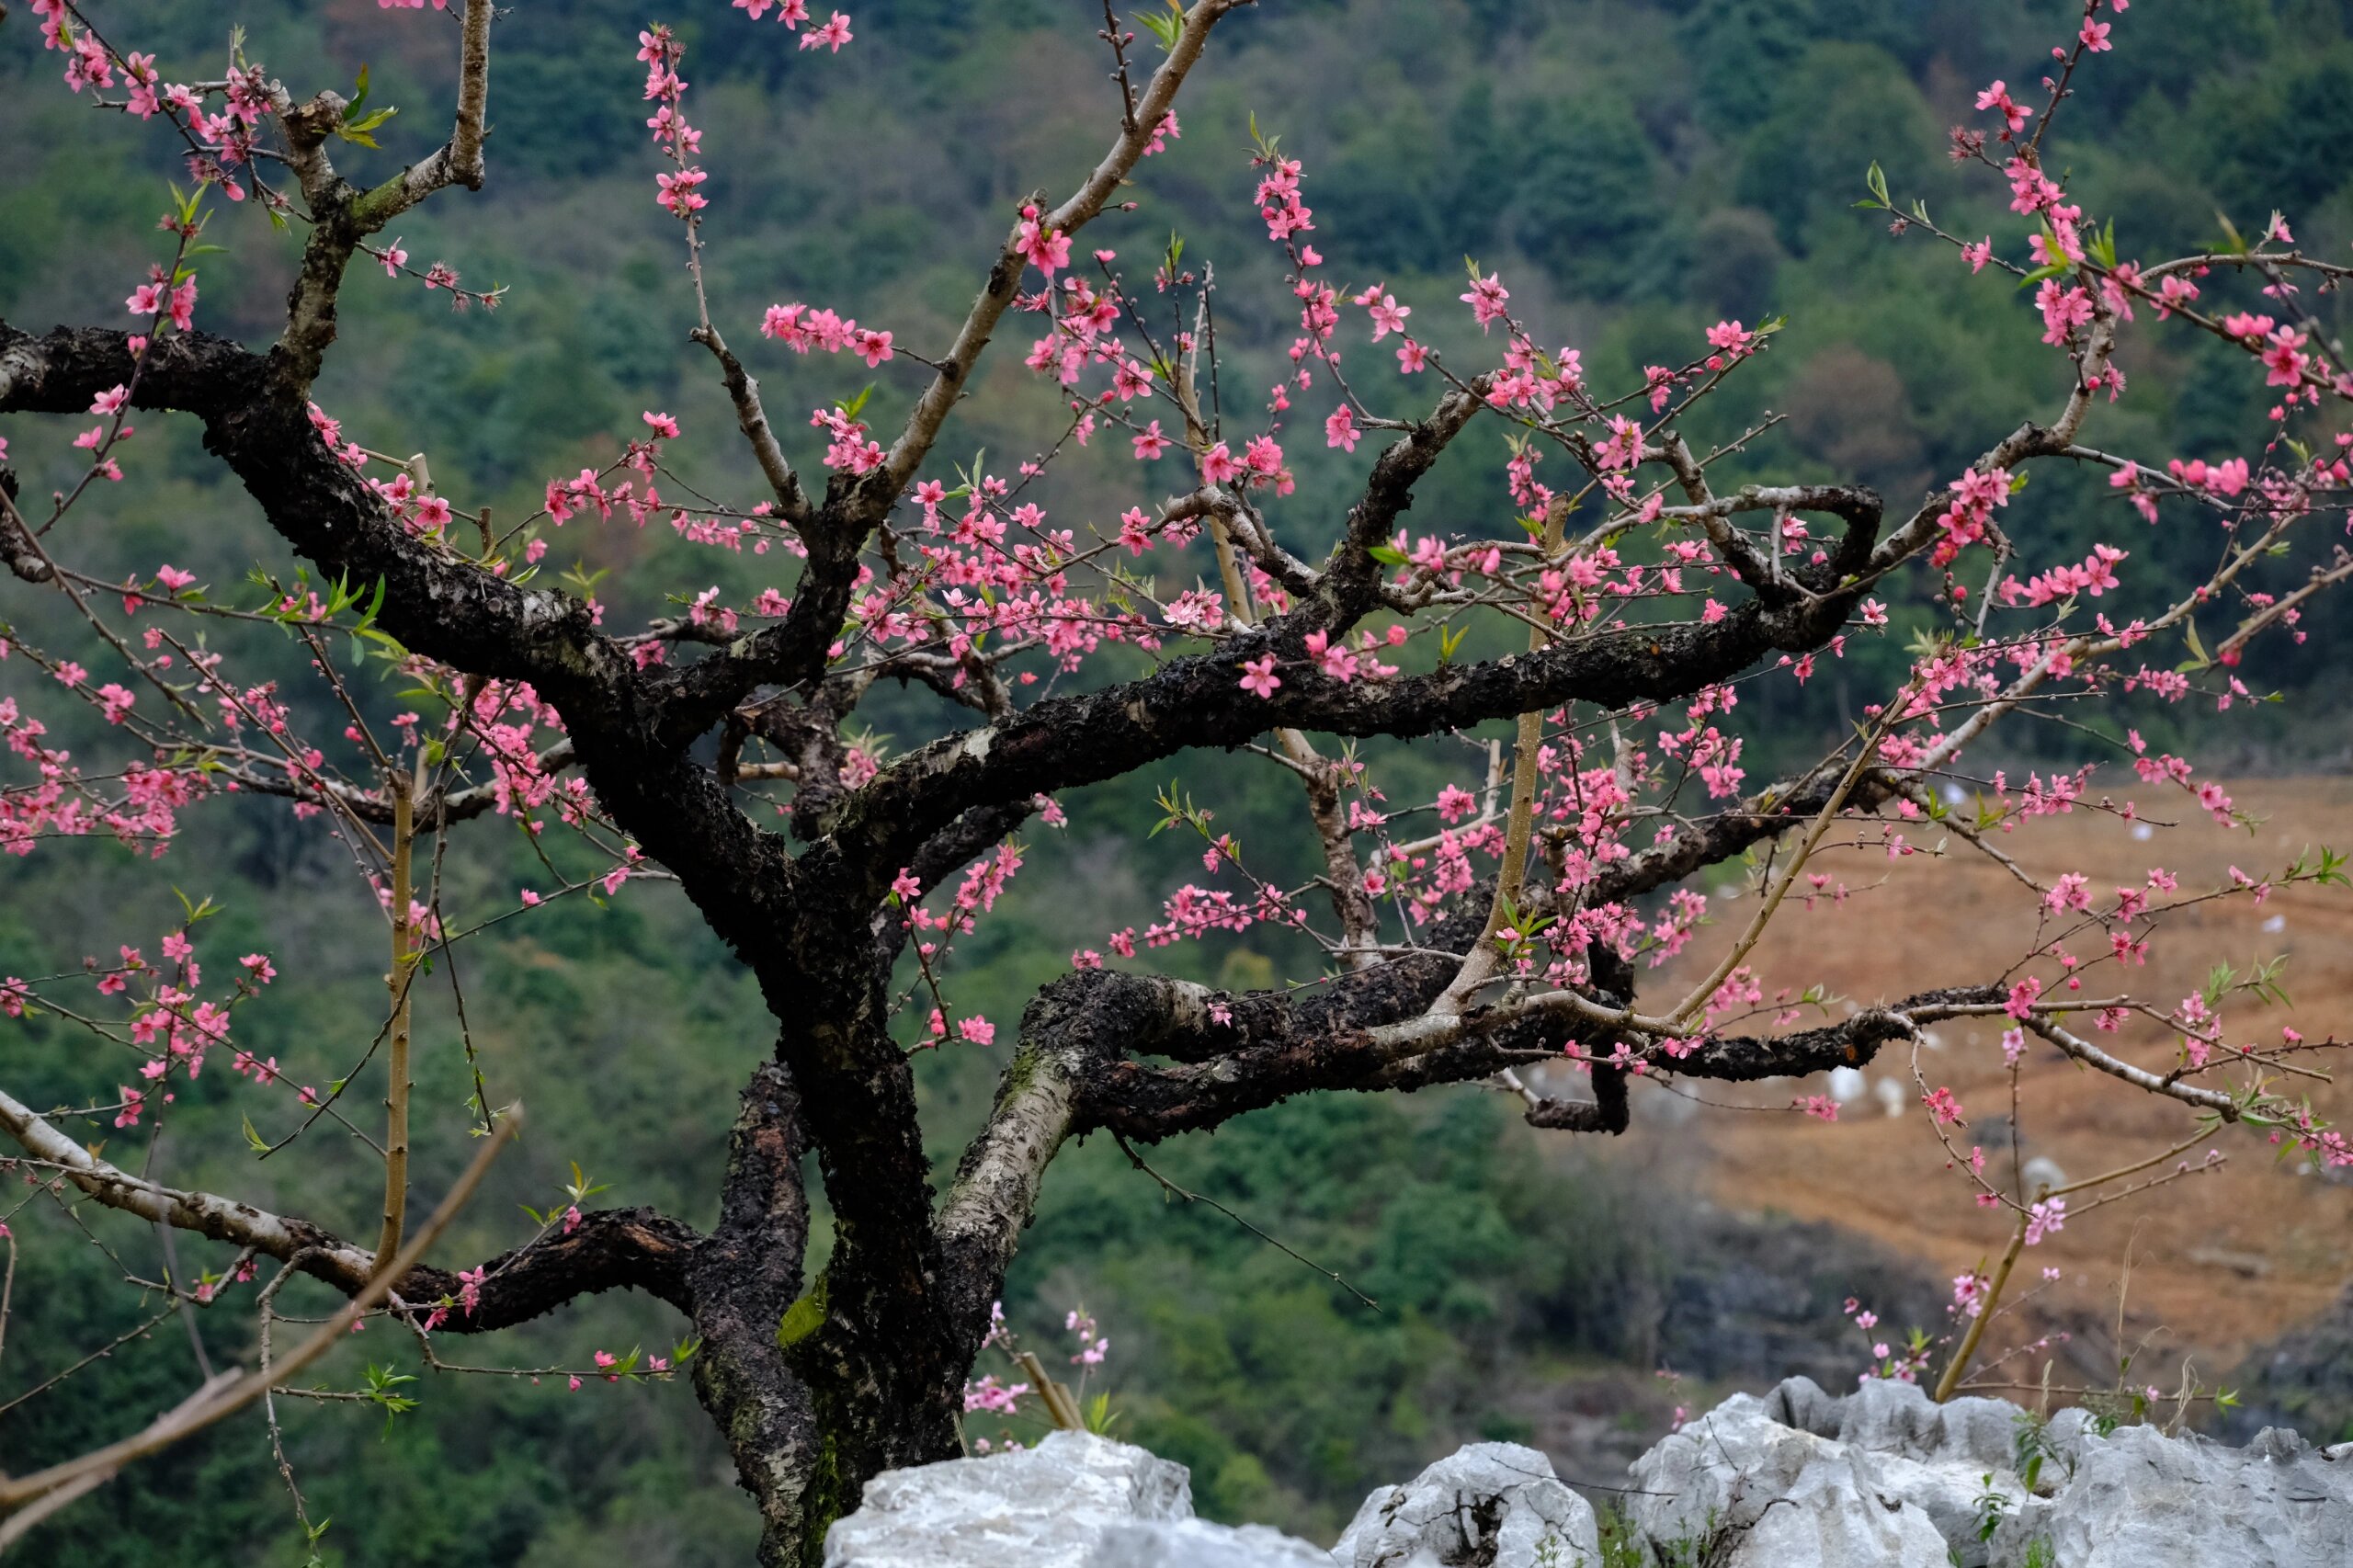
394, 1207, 699, 1330
834, 561, 1870, 902
1315, 380, 1490, 625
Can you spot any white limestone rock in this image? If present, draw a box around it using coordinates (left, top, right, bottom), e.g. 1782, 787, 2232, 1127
1984, 1419, 2353, 1567
1625, 1389, 1952, 1568
823, 1430, 1189, 1568
1333, 1441, 1602, 1567
1631, 1376, 2353, 1568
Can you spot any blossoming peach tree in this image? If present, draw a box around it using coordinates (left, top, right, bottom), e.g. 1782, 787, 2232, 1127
2, 0, 2349, 1560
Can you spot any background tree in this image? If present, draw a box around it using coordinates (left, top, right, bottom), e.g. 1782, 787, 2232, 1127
2, 1, 2349, 1562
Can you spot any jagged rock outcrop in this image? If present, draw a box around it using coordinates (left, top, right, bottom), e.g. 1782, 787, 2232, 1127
824, 1381, 2352, 1568
1983, 1419, 2353, 1568
1331, 1441, 1601, 1567
1625, 1381, 1960, 1567
1629, 1375, 2353, 1568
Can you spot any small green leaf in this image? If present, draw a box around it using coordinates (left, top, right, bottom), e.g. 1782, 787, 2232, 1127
336, 105, 399, 149
1136, 0, 1183, 52
2178, 620, 2211, 673
777, 1275, 829, 1347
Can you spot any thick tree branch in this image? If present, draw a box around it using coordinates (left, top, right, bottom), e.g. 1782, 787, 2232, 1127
833, 570, 1868, 900
688, 1063, 825, 1566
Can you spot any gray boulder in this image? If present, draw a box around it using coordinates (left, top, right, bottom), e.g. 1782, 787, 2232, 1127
821, 1430, 1328, 1568
1765, 1374, 2029, 1560
1333, 1441, 1601, 1567
824, 1431, 1189, 1567
1625, 1387, 1953, 1567
1985, 1420, 2353, 1567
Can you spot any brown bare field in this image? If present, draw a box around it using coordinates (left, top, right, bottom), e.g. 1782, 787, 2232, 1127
1631, 774, 2353, 1387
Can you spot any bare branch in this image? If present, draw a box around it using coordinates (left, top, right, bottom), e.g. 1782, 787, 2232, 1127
0, 1085, 695, 1327
0, 1114, 520, 1514
875, 0, 1245, 501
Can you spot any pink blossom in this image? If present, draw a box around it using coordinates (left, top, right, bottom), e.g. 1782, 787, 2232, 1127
1974, 80, 2031, 134
1459, 270, 1509, 331
801, 10, 853, 51
2024, 1197, 2067, 1245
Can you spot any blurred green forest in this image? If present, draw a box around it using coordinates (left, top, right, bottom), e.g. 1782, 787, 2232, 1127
4, 0, 2351, 1561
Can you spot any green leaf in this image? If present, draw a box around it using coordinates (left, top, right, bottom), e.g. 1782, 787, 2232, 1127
777, 1275, 829, 1347
336, 105, 399, 149
2086, 216, 2118, 270
1365, 543, 1408, 566
1864, 160, 1890, 210
2178, 620, 2211, 673
347, 64, 372, 119
1136, 0, 1183, 52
